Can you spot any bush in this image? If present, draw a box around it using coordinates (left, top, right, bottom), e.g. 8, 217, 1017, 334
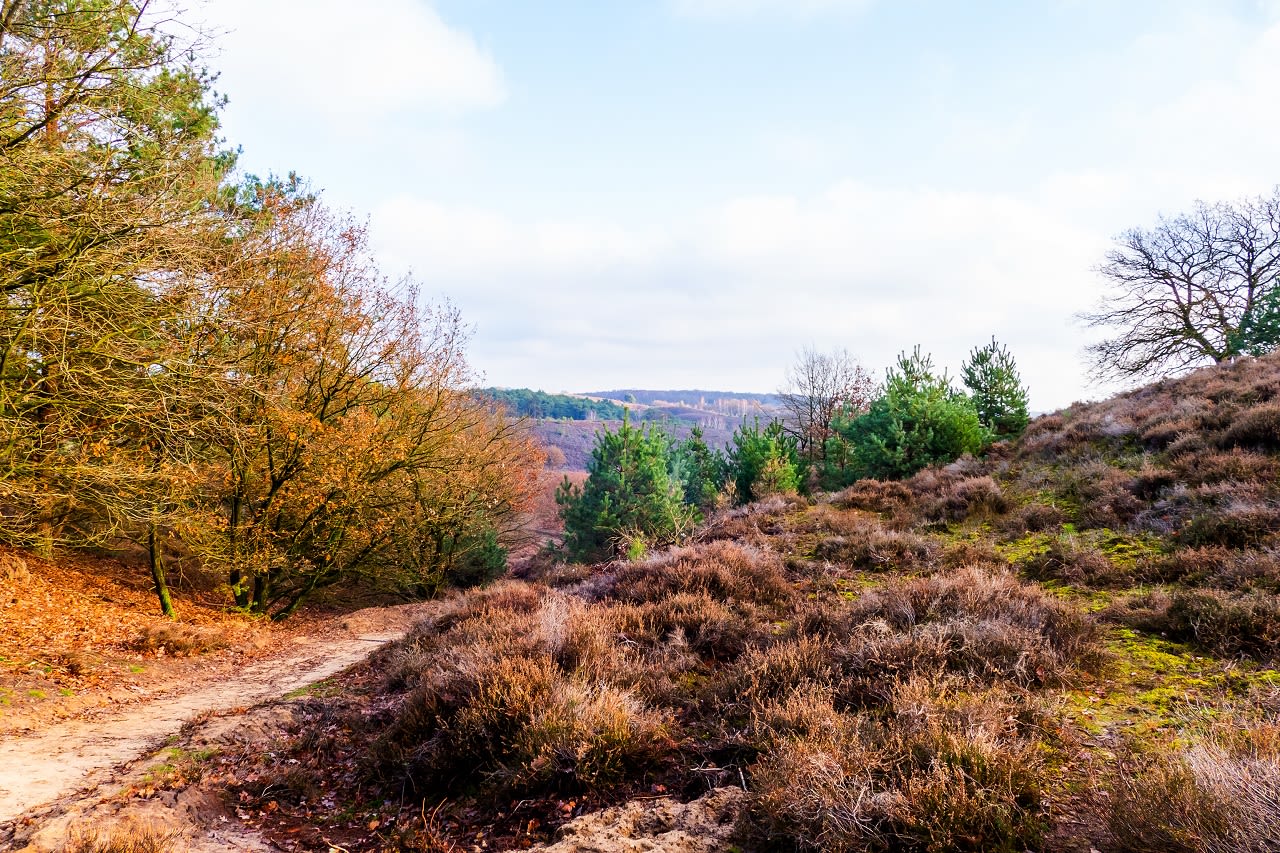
1176, 502, 1280, 548
843, 567, 1104, 685
1111, 588, 1280, 662
1000, 502, 1067, 535
915, 475, 1009, 524
598, 540, 793, 607
1021, 537, 1128, 588
813, 519, 939, 572
1098, 721, 1280, 853
1220, 402, 1280, 451
833, 479, 913, 515
747, 685, 1046, 853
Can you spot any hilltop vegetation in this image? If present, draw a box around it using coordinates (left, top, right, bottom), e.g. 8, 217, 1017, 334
225, 351, 1280, 852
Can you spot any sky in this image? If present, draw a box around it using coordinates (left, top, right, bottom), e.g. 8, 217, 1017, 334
193, 0, 1280, 410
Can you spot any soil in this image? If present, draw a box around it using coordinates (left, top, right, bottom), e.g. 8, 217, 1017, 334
0, 599, 432, 851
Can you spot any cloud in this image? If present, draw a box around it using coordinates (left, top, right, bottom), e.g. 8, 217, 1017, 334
372, 180, 1112, 407
206, 0, 505, 124
672, 0, 873, 18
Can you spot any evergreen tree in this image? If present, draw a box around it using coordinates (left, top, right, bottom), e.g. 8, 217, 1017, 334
727, 418, 800, 503
836, 347, 988, 482
556, 416, 697, 562
670, 426, 726, 510
961, 338, 1030, 438
1229, 288, 1280, 357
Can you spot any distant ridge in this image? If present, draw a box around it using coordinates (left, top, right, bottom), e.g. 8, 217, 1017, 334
583, 389, 782, 407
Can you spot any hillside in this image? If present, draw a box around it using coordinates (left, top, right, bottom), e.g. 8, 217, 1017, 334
44, 355, 1280, 851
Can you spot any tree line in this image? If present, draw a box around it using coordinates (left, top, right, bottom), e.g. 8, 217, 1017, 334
557, 339, 1028, 561
0, 0, 542, 617
479, 388, 627, 421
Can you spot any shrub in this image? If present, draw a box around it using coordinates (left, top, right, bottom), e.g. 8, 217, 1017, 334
1000, 502, 1067, 535
64, 827, 177, 853
1098, 721, 1280, 853
1220, 402, 1280, 451
747, 685, 1046, 853
131, 623, 232, 656
1176, 502, 1280, 548
598, 541, 793, 607
833, 479, 913, 515
1174, 448, 1279, 486
915, 475, 1009, 524
1111, 588, 1280, 662
1021, 537, 1128, 588
814, 522, 939, 573
373, 651, 673, 796
844, 567, 1104, 683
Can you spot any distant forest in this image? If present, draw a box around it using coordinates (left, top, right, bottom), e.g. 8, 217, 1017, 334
586, 389, 782, 408
480, 388, 627, 420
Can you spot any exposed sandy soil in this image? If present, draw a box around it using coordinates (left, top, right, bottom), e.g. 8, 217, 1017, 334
0, 600, 431, 850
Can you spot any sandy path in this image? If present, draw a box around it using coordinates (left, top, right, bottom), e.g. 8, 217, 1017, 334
0, 603, 424, 825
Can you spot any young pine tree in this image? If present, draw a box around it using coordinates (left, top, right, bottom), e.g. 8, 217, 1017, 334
556, 416, 697, 562
837, 347, 988, 481
961, 338, 1031, 438
727, 419, 801, 503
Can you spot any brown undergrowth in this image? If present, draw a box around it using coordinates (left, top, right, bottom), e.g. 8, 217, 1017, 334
233, 353, 1280, 852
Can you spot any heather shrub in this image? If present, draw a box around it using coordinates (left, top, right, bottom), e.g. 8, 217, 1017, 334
833, 479, 913, 515
746, 685, 1046, 853
1219, 402, 1280, 451
1000, 501, 1068, 535
1021, 537, 1129, 588
1098, 721, 1280, 853
1176, 502, 1280, 548
842, 567, 1104, 687
1111, 588, 1280, 662
814, 521, 940, 572
1174, 448, 1279, 486
609, 592, 770, 661
915, 475, 1009, 524
597, 540, 792, 607
372, 650, 672, 796
1139, 546, 1280, 592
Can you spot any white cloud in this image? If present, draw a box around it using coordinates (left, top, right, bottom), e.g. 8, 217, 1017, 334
672, 0, 872, 18
205, 0, 505, 125
372, 180, 1113, 408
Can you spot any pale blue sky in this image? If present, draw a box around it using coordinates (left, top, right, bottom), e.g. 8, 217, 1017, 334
199, 0, 1280, 409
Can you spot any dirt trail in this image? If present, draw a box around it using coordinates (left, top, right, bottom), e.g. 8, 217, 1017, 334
0, 602, 427, 827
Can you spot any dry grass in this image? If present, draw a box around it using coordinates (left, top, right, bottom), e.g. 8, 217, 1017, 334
63, 826, 177, 853
1097, 716, 1280, 853
747, 682, 1046, 853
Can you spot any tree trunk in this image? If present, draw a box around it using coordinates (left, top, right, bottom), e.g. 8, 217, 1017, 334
148, 524, 175, 618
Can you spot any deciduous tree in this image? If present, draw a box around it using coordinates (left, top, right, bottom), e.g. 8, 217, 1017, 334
1083, 188, 1280, 379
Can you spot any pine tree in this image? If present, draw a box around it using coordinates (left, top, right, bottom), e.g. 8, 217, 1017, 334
961, 338, 1030, 438
727, 419, 800, 503
836, 347, 988, 481
556, 416, 697, 562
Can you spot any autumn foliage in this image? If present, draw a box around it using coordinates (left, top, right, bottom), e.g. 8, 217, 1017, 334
0, 2, 541, 616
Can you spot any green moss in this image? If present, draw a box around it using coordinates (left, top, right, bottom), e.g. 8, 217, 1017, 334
27, 688, 45, 699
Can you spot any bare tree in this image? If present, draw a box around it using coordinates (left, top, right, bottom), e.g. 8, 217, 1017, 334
1083, 188, 1280, 380
778, 346, 876, 468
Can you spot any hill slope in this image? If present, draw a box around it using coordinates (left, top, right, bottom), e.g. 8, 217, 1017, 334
215, 355, 1280, 852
